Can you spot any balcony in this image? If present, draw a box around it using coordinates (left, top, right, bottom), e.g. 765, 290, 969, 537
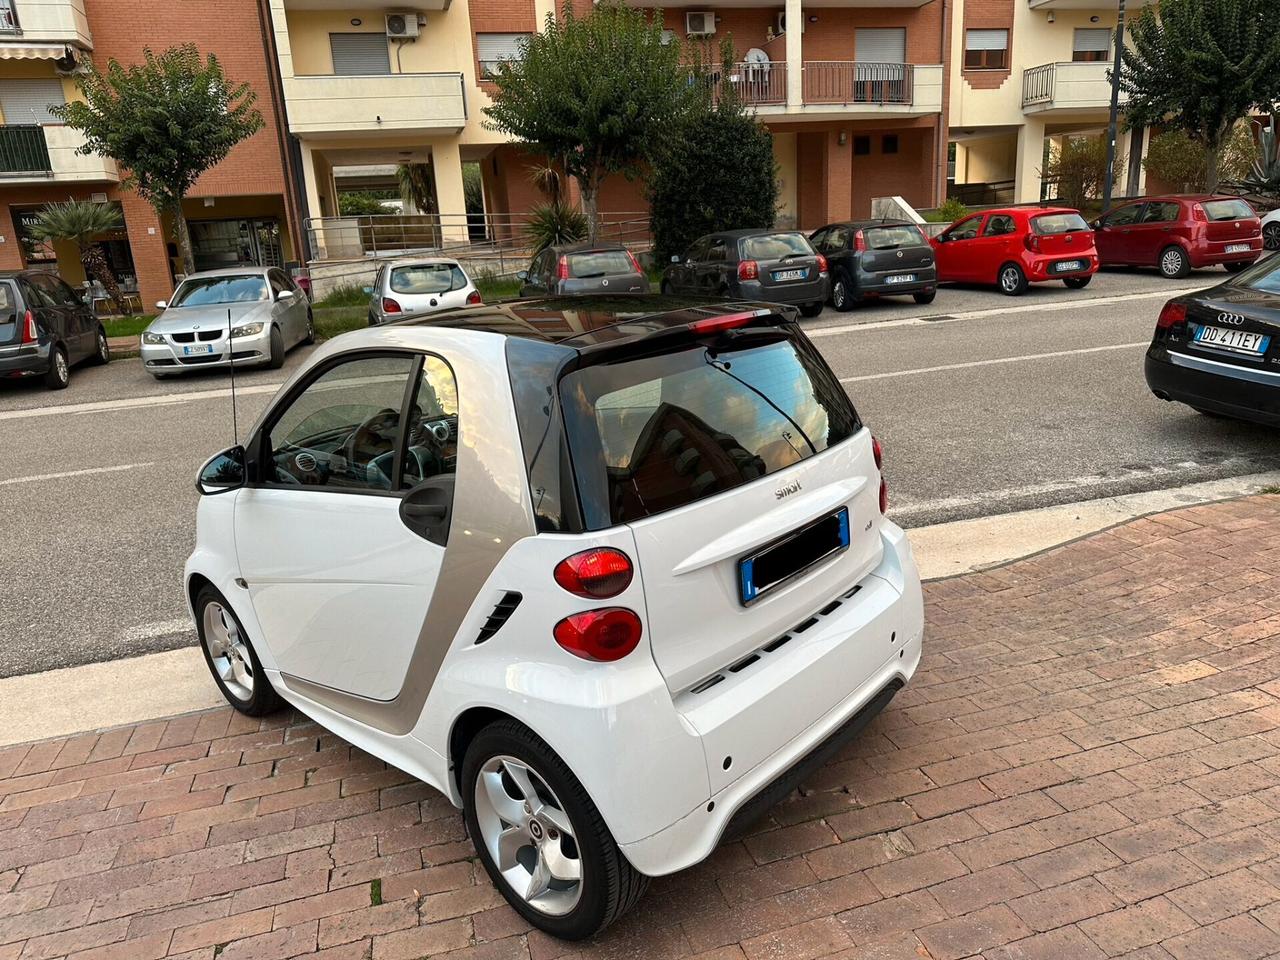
0, 0, 92, 49
282, 72, 466, 137
714, 62, 942, 118
1022, 61, 1128, 114
0, 124, 117, 182
1027, 0, 1148, 8
709, 61, 787, 106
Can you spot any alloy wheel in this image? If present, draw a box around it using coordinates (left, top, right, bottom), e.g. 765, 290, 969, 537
54, 350, 68, 384
1265, 223, 1280, 251
202, 601, 255, 701
1161, 249, 1184, 277
832, 279, 847, 309
473, 755, 583, 917
98, 332, 109, 360
1000, 267, 1019, 293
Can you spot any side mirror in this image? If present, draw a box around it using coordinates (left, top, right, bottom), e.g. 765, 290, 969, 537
670, 254, 681, 263
155, 300, 168, 310
196, 445, 246, 496
516, 270, 528, 281
276, 289, 295, 302
1090, 220, 1102, 230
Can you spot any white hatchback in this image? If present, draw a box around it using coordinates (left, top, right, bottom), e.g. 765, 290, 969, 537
366, 257, 481, 325
186, 297, 924, 940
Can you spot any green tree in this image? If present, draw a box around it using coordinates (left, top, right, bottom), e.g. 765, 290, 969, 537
338, 191, 396, 216
54, 45, 264, 276
396, 163, 436, 214
1041, 136, 1117, 212
1145, 125, 1259, 192
29, 200, 132, 313
483, 0, 693, 241
1118, 0, 1280, 192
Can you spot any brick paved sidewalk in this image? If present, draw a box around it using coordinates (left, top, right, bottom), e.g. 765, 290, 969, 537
5, 496, 1280, 960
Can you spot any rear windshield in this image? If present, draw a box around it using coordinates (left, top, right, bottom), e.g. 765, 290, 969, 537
740, 234, 813, 259
389, 263, 465, 294
0, 284, 16, 343
567, 250, 636, 278
560, 331, 859, 527
865, 225, 925, 249
1231, 255, 1280, 294
171, 275, 267, 306
1031, 213, 1091, 235
1202, 199, 1255, 221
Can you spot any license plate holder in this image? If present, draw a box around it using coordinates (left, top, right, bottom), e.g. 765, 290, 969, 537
739, 508, 850, 605
182, 344, 214, 356
1193, 324, 1270, 356
773, 269, 807, 282
1225, 243, 1251, 254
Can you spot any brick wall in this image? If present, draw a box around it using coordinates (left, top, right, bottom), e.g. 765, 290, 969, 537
962, 0, 1014, 90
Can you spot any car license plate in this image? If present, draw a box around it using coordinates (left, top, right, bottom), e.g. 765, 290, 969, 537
182, 344, 214, 356
1225, 243, 1251, 254
885, 274, 916, 284
1055, 260, 1084, 273
1194, 324, 1270, 355
772, 269, 807, 282
738, 508, 850, 605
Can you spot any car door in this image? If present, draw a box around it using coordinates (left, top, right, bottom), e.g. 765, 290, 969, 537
53, 276, 97, 360
672, 238, 707, 294
268, 270, 305, 345
30, 275, 86, 359
1130, 200, 1181, 266
933, 214, 986, 281
519, 252, 546, 296
701, 237, 730, 295
971, 213, 1018, 282
1094, 202, 1144, 263
233, 351, 457, 701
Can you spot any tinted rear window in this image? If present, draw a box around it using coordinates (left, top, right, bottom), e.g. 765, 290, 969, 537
741, 234, 813, 259
1233, 255, 1280, 294
0, 284, 16, 343
1202, 199, 1255, 221
390, 263, 465, 294
1031, 213, 1091, 235
560, 331, 859, 527
567, 250, 636, 278
865, 225, 926, 249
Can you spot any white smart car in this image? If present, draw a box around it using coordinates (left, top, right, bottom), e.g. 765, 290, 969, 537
186, 296, 924, 939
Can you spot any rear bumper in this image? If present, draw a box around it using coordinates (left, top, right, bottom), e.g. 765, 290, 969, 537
1025, 255, 1097, 282
854, 266, 937, 297
1188, 237, 1263, 267
1145, 348, 1280, 427
738, 277, 830, 306
0, 342, 51, 377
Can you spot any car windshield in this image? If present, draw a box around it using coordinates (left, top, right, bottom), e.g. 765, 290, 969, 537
740, 234, 813, 259
1031, 213, 1091, 235
1202, 199, 1255, 222
865, 225, 925, 249
171, 275, 268, 307
1231, 255, 1280, 294
566, 250, 636, 278
389, 264, 463, 294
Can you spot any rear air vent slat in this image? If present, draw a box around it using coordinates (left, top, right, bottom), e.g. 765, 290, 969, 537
690, 674, 725, 694
819, 600, 841, 616
762, 635, 791, 653
729, 654, 760, 673
474, 591, 522, 644
793, 617, 819, 634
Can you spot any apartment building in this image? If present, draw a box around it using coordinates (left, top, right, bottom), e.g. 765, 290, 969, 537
0, 0, 301, 307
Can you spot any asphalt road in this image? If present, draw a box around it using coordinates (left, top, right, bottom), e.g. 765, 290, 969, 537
2, 263, 1276, 677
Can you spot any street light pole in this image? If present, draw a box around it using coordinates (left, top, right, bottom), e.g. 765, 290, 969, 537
1102, 0, 1127, 210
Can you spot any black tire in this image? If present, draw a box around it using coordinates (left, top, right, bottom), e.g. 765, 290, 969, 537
367, 312, 378, 327
799, 302, 824, 318
659, 280, 672, 295
1063, 276, 1092, 289
1159, 245, 1190, 279
1265, 222, 1280, 252
997, 263, 1028, 296
912, 290, 937, 305
194, 585, 283, 717
267, 325, 285, 369
461, 719, 647, 940
44, 346, 69, 390
1223, 261, 1251, 274
830, 274, 854, 312
90, 326, 110, 365
303, 309, 316, 344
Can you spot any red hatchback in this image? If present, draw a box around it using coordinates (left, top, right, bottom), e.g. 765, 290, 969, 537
1092, 195, 1262, 278
931, 207, 1098, 296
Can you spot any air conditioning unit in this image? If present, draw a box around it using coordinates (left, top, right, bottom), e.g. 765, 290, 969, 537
385, 13, 420, 38
774, 11, 802, 35
686, 11, 716, 36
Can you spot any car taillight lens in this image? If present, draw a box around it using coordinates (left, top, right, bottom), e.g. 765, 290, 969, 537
816, 253, 829, 274
1192, 203, 1208, 222
553, 548, 633, 598
557, 255, 569, 281
738, 259, 759, 281
382, 297, 402, 314
872, 435, 887, 514
20, 309, 36, 344
1024, 234, 1042, 253
853, 230, 866, 252
466, 290, 482, 305
626, 250, 643, 274
554, 608, 642, 662
1157, 300, 1187, 329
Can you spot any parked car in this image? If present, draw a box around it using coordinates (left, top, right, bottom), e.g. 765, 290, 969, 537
1262, 207, 1280, 251
140, 267, 313, 379
517, 242, 647, 296
662, 230, 829, 317
1145, 253, 1280, 426
1093, 195, 1262, 278
931, 207, 1098, 296
810, 219, 937, 310
0, 270, 109, 390
367, 257, 481, 325
186, 297, 923, 940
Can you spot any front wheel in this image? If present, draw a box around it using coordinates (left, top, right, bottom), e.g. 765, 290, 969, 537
44, 346, 69, 390
659, 280, 673, 295
1159, 245, 1190, 279
1264, 222, 1280, 251
194, 586, 282, 716
267, 326, 285, 369
799, 302, 824, 318
462, 720, 647, 940
1064, 276, 1092, 289
998, 263, 1028, 296
90, 326, 110, 365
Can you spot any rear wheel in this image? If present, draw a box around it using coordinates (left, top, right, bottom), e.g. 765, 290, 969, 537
44, 346, 69, 390
462, 720, 647, 940
267, 326, 285, 369
1159, 245, 1190, 279
830, 274, 854, 312
912, 290, 936, 305
303, 309, 316, 344
90, 326, 110, 365
195, 586, 282, 716
1063, 276, 1092, 289
1265, 222, 1280, 251
799, 302, 824, 318
997, 263, 1028, 296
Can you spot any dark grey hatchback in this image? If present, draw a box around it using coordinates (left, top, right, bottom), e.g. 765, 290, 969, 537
0, 270, 109, 390
661, 230, 830, 317
517, 242, 648, 296
811, 220, 937, 311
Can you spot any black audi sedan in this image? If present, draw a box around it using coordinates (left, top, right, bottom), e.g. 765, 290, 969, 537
661, 230, 829, 317
810, 219, 938, 311
1145, 254, 1280, 426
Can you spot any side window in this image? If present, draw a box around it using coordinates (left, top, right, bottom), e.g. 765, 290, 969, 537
1141, 202, 1179, 224
685, 238, 708, 262
526, 252, 546, 284
19, 279, 51, 308
401, 355, 459, 491
265, 354, 417, 492
829, 226, 852, 251
34, 275, 73, 306
947, 215, 984, 241
54, 277, 83, 305
810, 228, 830, 254
1103, 203, 1143, 227
983, 215, 1016, 237
268, 272, 288, 299
706, 239, 727, 262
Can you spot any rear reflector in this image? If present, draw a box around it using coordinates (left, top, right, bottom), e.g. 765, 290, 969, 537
738, 259, 759, 281
382, 297, 402, 314
466, 290, 482, 305
553, 548, 633, 598
1157, 300, 1187, 328
553, 608, 642, 662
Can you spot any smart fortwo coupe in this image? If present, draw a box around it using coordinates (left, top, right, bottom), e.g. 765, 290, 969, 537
186, 297, 924, 939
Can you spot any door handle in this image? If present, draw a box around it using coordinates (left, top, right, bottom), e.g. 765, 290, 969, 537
402, 502, 446, 521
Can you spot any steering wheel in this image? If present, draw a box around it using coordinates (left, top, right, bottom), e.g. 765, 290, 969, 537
343, 408, 401, 480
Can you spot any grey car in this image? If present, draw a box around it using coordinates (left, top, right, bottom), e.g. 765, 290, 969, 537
517, 243, 648, 296
661, 230, 830, 317
139, 267, 313, 378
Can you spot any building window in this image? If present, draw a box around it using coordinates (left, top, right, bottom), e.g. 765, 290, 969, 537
853, 135, 871, 156
964, 29, 1009, 70
1073, 28, 1112, 62
477, 33, 533, 78
882, 134, 899, 155
328, 33, 391, 76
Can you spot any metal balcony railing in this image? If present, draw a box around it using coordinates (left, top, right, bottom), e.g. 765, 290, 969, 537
1022, 63, 1055, 106
708, 61, 787, 106
803, 62, 912, 105
0, 126, 52, 177
0, 0, 18, 31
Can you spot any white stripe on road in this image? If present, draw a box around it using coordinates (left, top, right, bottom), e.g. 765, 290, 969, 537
0, 381, 284, 422
119, 617, 194, 642
0, 462, 156, 486
839, 341, 1148, 383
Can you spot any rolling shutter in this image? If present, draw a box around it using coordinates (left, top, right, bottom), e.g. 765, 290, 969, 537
1073, 28, 1112, 54
965, 29, 1008, 52
477, 33, 530, 74
0, 79, 66, 125
329, 33, 391, 76
855, 29, 906, 64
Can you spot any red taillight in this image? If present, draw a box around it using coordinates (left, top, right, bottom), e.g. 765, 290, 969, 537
20, 309, 36, 344
626, 250, 643, 274
853, 230, 866, 252
557, 255, 569, 281
738, 259, 759, 281
1024, 233, 1042, 253
816, 253, 829, 274
872, 436, 883, 470
466, 290, 482, 305
1192, 203, 1208, 223
689, 311, 759, 335
554, 548, 633, 598
1157, 300, 1187, 329
872, 436, 887, 514
553, 608, 642, 662
381, 297, 402, 314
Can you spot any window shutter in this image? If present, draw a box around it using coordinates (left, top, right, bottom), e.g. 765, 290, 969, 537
0, 79, 66, 125
965, 29, 1008, 52
329, 33, 391, 76
1073, 28, 1112, 53
855, 29, 906, 64
476, 33, 530, 72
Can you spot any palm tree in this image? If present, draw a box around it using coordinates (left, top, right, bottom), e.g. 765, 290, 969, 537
396, 163, 437, 215
29, 200, 131, 314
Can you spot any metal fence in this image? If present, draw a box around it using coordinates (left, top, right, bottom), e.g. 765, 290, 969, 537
708, 61, 787, 106
1022, 63, 1056, 107
803, 62, 912, 105
0, 0, 18, 31
947, 179, 1017, 207
0, 126, 52, 177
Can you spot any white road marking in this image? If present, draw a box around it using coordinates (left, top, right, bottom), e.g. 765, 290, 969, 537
839, 341, 1148, 383
0, 381, 284, 422
0, 462, 156, 486
119, 618, 194, 642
